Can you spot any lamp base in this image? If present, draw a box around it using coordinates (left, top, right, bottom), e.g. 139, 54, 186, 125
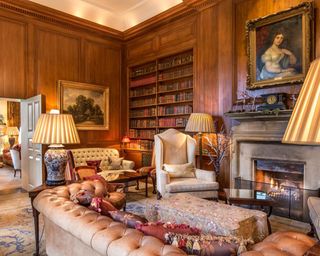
44, 146, 67, 185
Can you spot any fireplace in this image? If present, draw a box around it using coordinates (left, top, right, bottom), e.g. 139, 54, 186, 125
230, 117, 320, 221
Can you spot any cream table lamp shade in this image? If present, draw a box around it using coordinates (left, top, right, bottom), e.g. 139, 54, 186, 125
32, 113, 80, 185
283, 58, 320, 145
33, 113, 80, 145
185, 113, 215, 133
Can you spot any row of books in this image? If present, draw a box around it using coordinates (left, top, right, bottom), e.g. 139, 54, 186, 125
158, 105, 193, 115
130, 75, 156, 87
130, 64, 156, 78
158, 66, 193, 81
130, 97, 156, 108
130, 119, 157, 128
130, 86, 156, 97
158, 117, 188, 127
158, 53, 193, 70
129, 129, 155, 139
158, 79, 193, 93
158, 91, 193, 104
130, 108, 156, 118
128, 140, 154, 150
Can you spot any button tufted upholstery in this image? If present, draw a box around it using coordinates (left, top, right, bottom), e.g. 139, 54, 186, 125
33, 180, 186, 256
241, 231, 316, 256
70, 148, 135, 171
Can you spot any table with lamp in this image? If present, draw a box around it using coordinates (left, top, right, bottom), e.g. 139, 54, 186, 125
29, 110, 80, 255
6, 126, 19, 148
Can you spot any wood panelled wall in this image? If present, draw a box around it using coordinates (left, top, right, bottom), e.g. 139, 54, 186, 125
0, 2, 124, 147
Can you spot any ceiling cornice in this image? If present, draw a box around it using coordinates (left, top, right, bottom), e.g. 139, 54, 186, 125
123, 0, 224, 40
0, 0, 123, 40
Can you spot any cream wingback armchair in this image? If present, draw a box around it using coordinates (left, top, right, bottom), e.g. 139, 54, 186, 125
154, 129, 218, 199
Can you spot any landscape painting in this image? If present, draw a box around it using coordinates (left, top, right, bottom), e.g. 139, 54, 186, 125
58, 80, 109, 130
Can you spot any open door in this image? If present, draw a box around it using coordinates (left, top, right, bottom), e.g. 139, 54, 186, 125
21, 95, 45, 191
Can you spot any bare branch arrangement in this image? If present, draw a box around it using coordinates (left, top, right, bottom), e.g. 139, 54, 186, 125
204, 122, 231, 176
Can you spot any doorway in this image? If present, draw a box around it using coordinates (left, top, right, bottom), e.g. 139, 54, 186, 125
0, 98, 22, 193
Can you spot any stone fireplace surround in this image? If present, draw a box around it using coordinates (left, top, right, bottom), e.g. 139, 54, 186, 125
230, 118, 320, 190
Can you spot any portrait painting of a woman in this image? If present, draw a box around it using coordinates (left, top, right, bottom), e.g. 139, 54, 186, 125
256, 15, 302, 82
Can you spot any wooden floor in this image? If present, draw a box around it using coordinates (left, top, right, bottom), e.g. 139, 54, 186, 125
0, 164, 22, 193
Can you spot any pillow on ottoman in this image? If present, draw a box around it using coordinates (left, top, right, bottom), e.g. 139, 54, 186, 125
70, 189, 94, 206
89, 197, 117, 215
108, 210, 147, 229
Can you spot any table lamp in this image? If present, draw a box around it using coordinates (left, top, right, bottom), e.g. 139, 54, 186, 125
283, 58, 320, 144
32, 111, 80, 185
121, 135, 130, 148
6, 126, 19, 148
185, 113, 215, 169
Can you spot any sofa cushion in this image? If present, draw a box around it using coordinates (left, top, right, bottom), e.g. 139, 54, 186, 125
86, 159, 102, 171
165, 178, 218, 193
108, 157, 123, 170
163, 163, 195, 178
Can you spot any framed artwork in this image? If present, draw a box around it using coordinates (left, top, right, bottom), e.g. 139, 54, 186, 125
246, 2, 313, 89
57, 80, 109, 130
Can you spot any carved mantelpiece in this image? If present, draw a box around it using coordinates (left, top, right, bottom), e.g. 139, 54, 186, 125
229, 115, 320, 190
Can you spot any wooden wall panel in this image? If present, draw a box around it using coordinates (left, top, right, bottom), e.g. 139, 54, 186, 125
82, 40, 122, 144
0, 18, 26, 99
35, 28, 81, 111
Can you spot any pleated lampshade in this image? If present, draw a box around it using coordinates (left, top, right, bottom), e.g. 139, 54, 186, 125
283, 58, 320, 145
185, 113, 215, 133
33, 113, 80, 145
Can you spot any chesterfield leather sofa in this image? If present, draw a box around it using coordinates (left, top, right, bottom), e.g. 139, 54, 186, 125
33, 180, 185, 256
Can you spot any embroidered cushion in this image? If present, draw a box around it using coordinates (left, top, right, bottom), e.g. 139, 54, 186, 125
163, 163, 195, 178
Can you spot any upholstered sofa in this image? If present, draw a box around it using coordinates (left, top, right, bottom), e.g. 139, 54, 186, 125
68, 148, 135, 175
33, 180, 185, 256
308, 196, 320, 239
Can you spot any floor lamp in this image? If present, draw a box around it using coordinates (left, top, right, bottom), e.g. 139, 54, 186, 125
282, 58, 320, 145
185, 113, 215, 169
32, 112, 80, 185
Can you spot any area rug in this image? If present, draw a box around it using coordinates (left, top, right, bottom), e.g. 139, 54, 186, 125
0, 192, 46, 256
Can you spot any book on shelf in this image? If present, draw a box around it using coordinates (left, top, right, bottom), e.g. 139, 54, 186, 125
158, 52, 193, 70
129, 129, 155, 140
130, 75, 156, 87
158, 91, 193, 104
130, 119, 157, 128
130, 108, 156, 118
158, 66, 193, 81
130, 64, 156, 78
130, 97, 156, 108
130, 86, 156, 97
158, 79, 193, 93
128, 139, 153, 150
158, 117, 189, 127
158, 105, 192, 115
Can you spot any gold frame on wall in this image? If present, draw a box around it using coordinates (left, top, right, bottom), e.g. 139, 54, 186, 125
246, 2, 313, 90
57, 80, 109, 130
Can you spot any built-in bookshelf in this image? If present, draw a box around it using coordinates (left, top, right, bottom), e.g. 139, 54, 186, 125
128, 50, 193, 150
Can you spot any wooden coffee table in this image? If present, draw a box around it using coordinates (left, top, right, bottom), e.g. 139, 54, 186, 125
224, 188, 275, 234
109, 172, 149, 198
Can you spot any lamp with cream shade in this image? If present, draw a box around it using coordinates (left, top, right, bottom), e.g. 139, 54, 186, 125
32, 110, 80, 185
185, 113, 215, 168
283, 58, 320, 144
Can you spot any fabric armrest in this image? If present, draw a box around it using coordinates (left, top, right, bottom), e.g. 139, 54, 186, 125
158, 169, 170, 194
195, 169, 216, 182
122, 159, 135, 170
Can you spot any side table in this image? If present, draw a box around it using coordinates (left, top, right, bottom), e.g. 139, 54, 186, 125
29, 184, 57, 256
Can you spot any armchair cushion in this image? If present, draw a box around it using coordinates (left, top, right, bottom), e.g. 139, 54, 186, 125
165, 178, 219, 193
163, 163, 195, 178
195, 169, 216, 181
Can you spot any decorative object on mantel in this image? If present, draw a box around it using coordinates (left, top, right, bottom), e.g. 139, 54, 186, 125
283, 58, 320, 145
246, 2, 313, 89
225, 109, 292, 122
185, 113, 215, 169
204, 122, 231, 177
257, 93, 287, 111
32, 110, 80, 185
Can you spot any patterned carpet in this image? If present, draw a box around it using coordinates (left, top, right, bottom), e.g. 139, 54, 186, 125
0, 184, 312, 255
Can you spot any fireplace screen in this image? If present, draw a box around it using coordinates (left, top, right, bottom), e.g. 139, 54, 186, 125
235, 159, 318, 222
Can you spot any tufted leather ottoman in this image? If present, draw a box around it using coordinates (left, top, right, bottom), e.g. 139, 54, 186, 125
241, 231, 316, 256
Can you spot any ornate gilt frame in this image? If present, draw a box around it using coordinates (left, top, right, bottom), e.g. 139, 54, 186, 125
246, 2, 314, 90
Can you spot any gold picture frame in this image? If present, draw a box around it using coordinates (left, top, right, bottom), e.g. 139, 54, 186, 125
246, 2, 313, 89
57, 80, 109, 130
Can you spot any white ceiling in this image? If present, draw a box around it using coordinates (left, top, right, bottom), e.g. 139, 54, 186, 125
29, 0, 183, 31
